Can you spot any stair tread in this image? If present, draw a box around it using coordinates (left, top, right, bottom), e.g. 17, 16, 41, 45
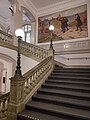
33, 94, 90, 107
52, 72, 90, 76
26, 101, 90, 119
49, 75, 90, 80
38, 88, 90, 98
43, 83, 90, 91
18, 109, 64, 120
46, 79, 90, 84
53, 70, 90, 73
54, 68, 90, 70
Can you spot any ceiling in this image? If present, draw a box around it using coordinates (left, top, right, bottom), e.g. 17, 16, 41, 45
30, 0, 64, 9
0, 0, 69, 20
0, 0, 11, 19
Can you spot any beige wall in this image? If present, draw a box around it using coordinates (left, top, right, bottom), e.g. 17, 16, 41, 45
0, 47, 38, 93
35, 0, 90, 66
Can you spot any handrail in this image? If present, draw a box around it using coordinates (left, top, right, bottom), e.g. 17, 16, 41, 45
0, 30, 51, 62
23, 56, 53, 99
7, 56, 54, 120
20, 41, 50, 61
0, 30, 55, 120
0, 92, 10, 119
0, 56, 54, 120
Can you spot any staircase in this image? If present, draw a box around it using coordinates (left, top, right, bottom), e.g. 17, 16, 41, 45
17, 65, 90, 120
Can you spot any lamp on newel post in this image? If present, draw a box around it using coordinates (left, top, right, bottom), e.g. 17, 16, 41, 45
15, 28, 24, 77
49, 25, 54, 49
7, 29, 25, 120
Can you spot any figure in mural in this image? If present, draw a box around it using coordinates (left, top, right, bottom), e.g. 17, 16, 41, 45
38, 18, 43, 34
57, 15, 69, 33
75, 13, 82, 31
60, 17, 65, 33
64, 17, 69, 31
57, 15, 65, 32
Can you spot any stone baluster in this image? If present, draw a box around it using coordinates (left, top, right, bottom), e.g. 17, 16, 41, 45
0, 100, 2, 118
2, 99, 6, 118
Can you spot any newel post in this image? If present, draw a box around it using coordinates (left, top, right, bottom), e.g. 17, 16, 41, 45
7, 28, 25, 120
49, 48, 55, 69
7, 77, 25, 120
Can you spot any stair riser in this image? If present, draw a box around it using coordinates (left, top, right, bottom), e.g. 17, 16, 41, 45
37, 90, 90, 101
51, 73, 90, 77
48, 76, 90, 81
42, 85, 90, 93
53, 70, 90, 73
45, 81, 90, 87
25, 105, 88, 120
46, 76, 90, 84
32, 97, 90, 111
47, 78, 90, 82
17, 115, 33, 120
54, 68, 90, 71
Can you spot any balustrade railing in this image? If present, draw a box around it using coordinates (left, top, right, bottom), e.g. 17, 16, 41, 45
0, 30, 51, 62
0, 56, 54, 120
0, 30, 55, 120
20, 41, 49, 61
23, 56, 53, 98
7, 56, 54, 120
0, 93, 10, 119
0, 30, 13, 44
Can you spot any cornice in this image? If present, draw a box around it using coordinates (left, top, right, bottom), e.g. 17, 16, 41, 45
36, 0, 88, 17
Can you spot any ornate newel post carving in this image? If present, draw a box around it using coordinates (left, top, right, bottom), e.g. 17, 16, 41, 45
7, 77, 25, 120
7, 29, 24, 120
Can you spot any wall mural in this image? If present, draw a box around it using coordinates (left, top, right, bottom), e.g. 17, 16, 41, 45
38, 4, 87, 43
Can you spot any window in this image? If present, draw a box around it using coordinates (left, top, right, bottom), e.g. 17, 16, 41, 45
22, 24, 31, 43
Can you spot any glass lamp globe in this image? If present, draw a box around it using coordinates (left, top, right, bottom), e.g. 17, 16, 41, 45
15, 28, 24, 38
49, 25, 54, 31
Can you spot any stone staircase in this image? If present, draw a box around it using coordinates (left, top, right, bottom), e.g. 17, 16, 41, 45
17, 65, 90, 120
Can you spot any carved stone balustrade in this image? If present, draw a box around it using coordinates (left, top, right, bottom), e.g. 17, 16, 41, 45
23, 56, 53, 98
20, 41, 49, 61
7, 56, 54, 120
0, 30, 13, 44
0, 93, 10, 120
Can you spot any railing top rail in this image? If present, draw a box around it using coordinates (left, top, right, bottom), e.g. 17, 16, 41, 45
23, 56, 52, 78
21, 41, 49, 52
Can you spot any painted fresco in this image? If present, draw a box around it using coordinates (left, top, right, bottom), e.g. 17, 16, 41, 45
38, 5, 87, 43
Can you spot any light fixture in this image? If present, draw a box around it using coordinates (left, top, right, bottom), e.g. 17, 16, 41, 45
14, 28, 24, 77
49, 25, 54, 49
15, 28, 24, 38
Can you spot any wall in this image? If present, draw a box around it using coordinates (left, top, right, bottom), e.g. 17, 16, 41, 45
0, 59, 13, 93
0, 46, 38, 93
0, 62, 3, 92
21, 55, 39, 75
35, 0, 90, 66
55, 53, 90, 67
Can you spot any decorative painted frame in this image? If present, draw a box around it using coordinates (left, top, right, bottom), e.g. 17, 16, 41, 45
38, 4, 87, 43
